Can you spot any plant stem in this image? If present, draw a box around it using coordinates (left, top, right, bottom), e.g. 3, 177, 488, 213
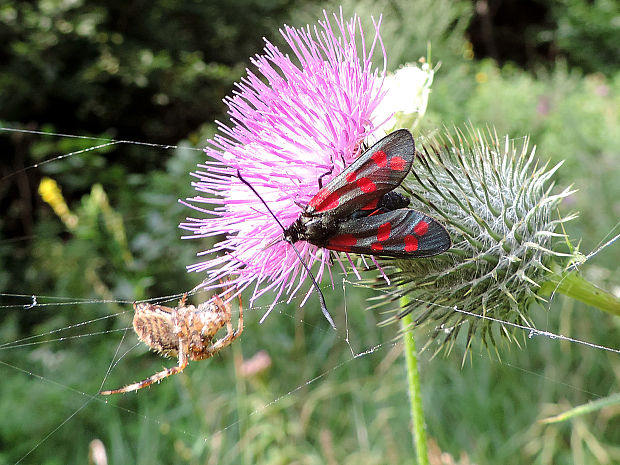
400, 296, 429, 465
540, 269, 620, 317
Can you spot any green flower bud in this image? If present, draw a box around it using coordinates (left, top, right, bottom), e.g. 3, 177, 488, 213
379, 126, 581, 352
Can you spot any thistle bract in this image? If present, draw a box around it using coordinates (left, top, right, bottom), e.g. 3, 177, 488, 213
380, 127, 577, 353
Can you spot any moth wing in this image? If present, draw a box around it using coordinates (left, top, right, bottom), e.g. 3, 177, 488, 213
325, 209, 451, 258
307, 129, 415, 219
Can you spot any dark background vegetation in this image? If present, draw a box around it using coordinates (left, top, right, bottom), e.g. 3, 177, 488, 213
1, 0, 619, 463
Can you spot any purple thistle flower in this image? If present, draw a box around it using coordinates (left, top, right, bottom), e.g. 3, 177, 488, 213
180, 11, 387, 320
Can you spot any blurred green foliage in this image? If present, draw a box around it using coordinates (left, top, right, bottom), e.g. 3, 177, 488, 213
551, 0, 620, 75
1, 0, 620, 464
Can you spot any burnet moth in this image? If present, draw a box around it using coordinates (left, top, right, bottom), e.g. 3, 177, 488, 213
283, 129, 451, 257
238, 129, 451, 327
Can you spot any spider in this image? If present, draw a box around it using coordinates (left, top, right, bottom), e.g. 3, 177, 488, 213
100, 290, 243, 395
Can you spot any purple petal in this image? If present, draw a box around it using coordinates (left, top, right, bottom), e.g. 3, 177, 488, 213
180, 11, 386, 319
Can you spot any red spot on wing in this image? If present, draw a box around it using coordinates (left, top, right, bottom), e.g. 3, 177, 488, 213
377, 222, 391, 242
345, 171, 357, 183
308, 188, 328, 207
404, 235, 419, 252
371, 243, 383, 252
389, 156, 407, 171
356, 177, 376, 193
371, 150, 387, 167
414, 220, 429, 236
308, 188, 340, 212
328, 234, 358, 251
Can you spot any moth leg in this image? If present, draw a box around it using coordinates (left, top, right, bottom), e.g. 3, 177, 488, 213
317, 149, 347, 189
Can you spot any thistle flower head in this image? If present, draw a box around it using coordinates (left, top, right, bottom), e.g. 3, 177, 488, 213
180, 12, 390, 316
381, 126, 578, 353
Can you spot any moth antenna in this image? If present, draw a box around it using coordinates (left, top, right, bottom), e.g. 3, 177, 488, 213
236, 170, 336, 330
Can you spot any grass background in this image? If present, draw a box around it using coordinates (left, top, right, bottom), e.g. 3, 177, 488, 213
1, 0, 620, 463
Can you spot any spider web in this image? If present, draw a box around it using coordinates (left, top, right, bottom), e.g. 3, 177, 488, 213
1, 128, 620, 465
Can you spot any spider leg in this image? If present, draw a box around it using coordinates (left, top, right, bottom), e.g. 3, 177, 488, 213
235, 291, 243, 337
100, 341, 190, 395
208, 296, 244, 353
193, 295, 244, 361
221, 297, 234, 336
220, 284, 243, 338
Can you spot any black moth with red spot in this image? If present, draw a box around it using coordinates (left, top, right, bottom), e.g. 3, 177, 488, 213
284, 129, 451, 258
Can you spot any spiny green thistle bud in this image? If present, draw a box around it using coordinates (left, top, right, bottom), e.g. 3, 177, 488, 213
378, 126, 583, 353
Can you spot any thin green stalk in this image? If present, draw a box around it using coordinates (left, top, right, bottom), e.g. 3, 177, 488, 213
400, 295, 429, 465
540, 269, 620, 317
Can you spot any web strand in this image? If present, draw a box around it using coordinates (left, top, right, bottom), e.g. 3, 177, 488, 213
3, 126, 620, 464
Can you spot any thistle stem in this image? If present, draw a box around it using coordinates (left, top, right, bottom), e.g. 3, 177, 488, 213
540, 269, 620, 317
400, 296, 429, 465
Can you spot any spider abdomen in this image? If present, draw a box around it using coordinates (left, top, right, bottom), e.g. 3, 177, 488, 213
133, 303, 179, 357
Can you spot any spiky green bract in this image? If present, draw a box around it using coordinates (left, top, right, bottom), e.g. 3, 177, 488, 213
380, 127, 578, 354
